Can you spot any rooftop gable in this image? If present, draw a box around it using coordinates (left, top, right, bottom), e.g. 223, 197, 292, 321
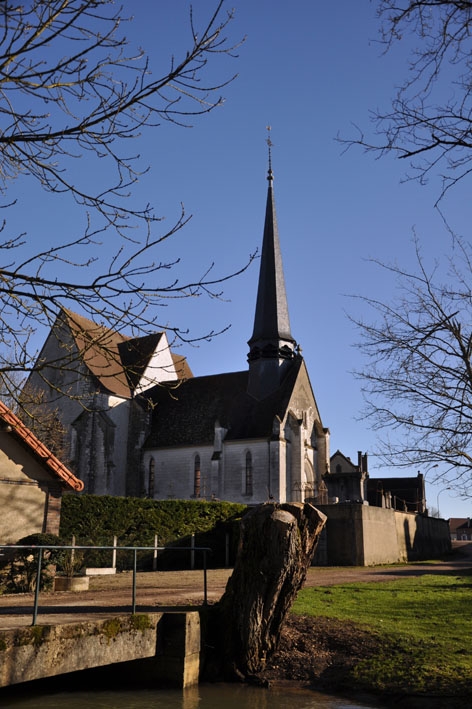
61, 309, 192, 399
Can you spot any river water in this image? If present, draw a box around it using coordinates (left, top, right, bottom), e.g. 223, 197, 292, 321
1, 682, 383, 708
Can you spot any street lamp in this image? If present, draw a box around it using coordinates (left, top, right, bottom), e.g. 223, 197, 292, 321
436, 487, 451, 519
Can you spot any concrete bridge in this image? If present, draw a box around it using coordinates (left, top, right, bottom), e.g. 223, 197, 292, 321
0, 610, 201, 689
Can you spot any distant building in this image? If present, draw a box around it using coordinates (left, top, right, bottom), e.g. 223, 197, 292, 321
326, 450, 426, 513
366, 473, 426, 513
449, 518, 472, 541
326, 450, 368, 504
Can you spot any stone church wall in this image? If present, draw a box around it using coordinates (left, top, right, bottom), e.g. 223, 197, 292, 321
144, 446, 214, 500
223, 440, 275, 504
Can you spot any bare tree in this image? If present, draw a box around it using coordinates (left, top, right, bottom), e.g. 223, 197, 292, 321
345, 1, 472, 203
0, 1, 249, 406
354, 235, 472, 497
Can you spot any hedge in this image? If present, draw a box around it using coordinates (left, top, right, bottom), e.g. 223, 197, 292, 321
59, 494, 247, 570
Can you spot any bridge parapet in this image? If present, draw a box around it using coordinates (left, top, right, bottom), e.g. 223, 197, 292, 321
0, 611, 200, 689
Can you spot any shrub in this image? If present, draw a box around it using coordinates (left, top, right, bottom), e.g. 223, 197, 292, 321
1, 533, 62, 593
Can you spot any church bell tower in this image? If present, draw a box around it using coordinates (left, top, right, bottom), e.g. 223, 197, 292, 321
247, 148, 298, 400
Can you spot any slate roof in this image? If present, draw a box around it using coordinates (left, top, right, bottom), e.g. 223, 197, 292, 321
0, 401, 84, 491
145, 357, 304, 449
248, 167, 295, 352
62, 309, 192, 398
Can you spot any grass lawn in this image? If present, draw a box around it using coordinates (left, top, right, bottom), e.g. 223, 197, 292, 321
292, 570, 472, 696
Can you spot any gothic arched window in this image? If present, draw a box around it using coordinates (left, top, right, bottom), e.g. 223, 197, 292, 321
148, 457, 155, 498
194, 454, 201, 498
245, 451, 253, 496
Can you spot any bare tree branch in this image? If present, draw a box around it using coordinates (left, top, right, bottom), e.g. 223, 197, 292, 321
0, 1, 252, 396
341, 1, 472, 203
353, 235, 472, 496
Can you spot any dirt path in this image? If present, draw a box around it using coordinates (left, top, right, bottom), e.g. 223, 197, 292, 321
0, 541, 470, 629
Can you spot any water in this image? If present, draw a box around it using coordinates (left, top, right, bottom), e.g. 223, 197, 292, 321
0, 683, 382, 708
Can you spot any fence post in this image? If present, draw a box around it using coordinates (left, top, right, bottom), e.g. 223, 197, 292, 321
132, 548, 137, 614
203, 549, 208, 605
32, 547, 43, 626
153, 534, 158, 571
112, 535, 117, 569
190, 533, 195, 570
71, 535, 76, 568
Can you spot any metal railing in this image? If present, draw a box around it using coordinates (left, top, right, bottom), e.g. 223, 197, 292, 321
0, 544, 212, 625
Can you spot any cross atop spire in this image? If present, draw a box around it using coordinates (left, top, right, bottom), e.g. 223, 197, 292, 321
266, 125, 273, 181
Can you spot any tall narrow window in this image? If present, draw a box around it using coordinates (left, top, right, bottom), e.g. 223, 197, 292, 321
245, 451, 253, 496
148, 457, 155, 498
194, 454, 201, 498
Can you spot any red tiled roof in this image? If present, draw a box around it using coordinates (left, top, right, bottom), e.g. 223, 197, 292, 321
449, 518, 471, 531
0, 401, 84, 492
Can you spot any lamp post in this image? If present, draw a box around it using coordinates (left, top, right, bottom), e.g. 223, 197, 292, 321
436, 487, 451, 519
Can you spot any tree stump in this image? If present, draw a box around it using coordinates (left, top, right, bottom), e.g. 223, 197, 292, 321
213, 501, 326, 680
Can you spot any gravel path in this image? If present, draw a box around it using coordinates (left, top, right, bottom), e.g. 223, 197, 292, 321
0, 541, 470, 629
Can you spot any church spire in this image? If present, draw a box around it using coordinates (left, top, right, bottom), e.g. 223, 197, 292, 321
247, 132, 297, 400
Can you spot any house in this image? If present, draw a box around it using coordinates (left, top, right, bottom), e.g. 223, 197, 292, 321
0, 401, 83, 544
366, 473, 426, 513
326, 450, 368, 504
449, 518, 472, 541
325, 450, 426, 513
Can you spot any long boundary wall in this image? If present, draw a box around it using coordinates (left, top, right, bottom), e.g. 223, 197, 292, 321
314, 503, 451, 566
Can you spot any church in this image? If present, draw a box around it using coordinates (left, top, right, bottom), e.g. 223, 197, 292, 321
24, 161, 330, 503
142, 162, 330, 503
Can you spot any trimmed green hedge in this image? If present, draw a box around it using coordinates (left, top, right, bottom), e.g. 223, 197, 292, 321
59, 495, 247, 570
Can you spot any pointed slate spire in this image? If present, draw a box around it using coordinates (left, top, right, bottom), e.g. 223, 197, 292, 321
247, 138, 297, 399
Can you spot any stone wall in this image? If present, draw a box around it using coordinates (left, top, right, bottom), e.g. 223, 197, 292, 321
314, 503, 451, 566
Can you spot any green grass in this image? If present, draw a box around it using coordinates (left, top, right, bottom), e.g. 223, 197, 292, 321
293, 571, 472, 697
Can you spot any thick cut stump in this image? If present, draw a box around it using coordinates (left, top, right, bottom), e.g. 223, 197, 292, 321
216, 501, 326, 680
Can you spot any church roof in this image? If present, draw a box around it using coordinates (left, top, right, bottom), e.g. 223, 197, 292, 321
0, 400, 84, 491
61, 309, 192, 398
144, 357, 304, 449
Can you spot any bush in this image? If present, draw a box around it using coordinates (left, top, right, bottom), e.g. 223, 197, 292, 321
0, 533, 62, 593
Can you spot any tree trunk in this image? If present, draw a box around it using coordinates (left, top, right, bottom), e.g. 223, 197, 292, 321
212, 501, 326, 681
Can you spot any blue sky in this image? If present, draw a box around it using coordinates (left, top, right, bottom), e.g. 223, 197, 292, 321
9, 1, 472, 520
